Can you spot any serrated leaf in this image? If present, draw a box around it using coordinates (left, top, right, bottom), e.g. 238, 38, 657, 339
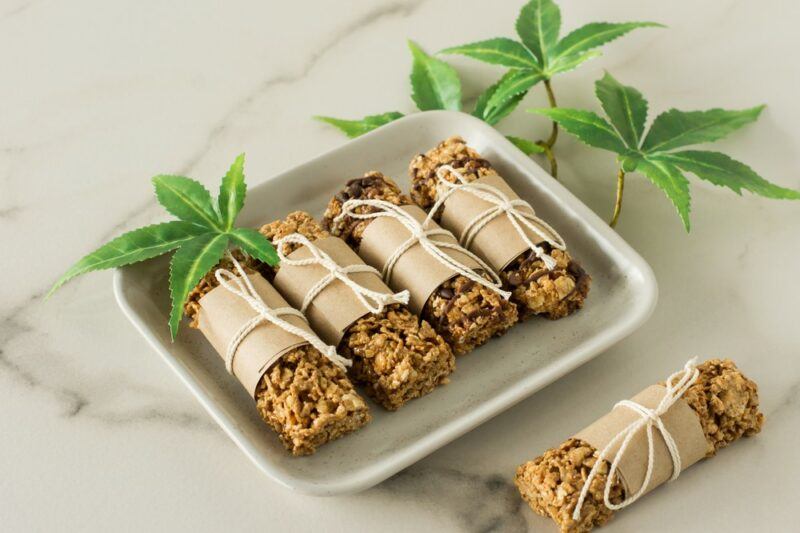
49, 221, 209, 296
152, 175, 222, 230
506, 136, 546, 155
231, 228, 280, 266
315, 112, 404, 138
637, 157, 692, 231
595, 72, 648, 149
487, 69, 545, 112
218, 153, 246, 231
408, 40, 461, 111
530, 107, 628, 153
516, 0, 561, 67
641, 105, 765, 153
654, 150, 800, 200
555, 22, 664, 58
483, 92, 526, 126
546, 50, 601, 76
440, 38, 538, 69
473, 71, 528, 125
168, 233, 229, 339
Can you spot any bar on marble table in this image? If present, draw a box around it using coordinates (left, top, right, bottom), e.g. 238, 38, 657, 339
514, 359, 764, 533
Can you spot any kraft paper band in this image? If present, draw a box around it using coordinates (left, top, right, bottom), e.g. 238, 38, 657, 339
358, 204, 482, 314
439, 173, 560, 271
574, 384, 707, 497
197, 273, 313, 397
273, 236, 396, 345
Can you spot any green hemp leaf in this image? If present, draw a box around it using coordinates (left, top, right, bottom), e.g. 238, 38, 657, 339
531, 72, 800, 230
314, 112, 404, 139
50, 154, 279, 339
442, 0, 662, 124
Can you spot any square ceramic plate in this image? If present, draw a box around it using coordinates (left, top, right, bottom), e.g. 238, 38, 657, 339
113, 110, 657, 496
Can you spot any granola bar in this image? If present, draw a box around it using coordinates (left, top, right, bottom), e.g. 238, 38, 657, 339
184, 253, 370, 456
409, 136, 591, 320
322, 172, 519, 355
259, 211, 455, 411
514, 359, 764, 532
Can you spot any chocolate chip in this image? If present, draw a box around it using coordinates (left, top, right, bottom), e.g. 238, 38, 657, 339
348, 183, 363, 197
467, 309, 489, 319
457, 280, 475, 294
523, 269, 550, 285
438, 287, 454, 299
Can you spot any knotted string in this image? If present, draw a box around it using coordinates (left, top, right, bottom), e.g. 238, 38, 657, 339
213, 252, 351, 373
572, 357, 700, 521
426, 165, 566, 271
334, 199, 511, 299
274, 232, 410, 314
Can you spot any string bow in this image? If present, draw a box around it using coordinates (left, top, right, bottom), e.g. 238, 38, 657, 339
426, 165, 565, 271
274, 232, 410, 314
214, 252, 351, 373
573, 357, 700, 520
334, 199, 511, 299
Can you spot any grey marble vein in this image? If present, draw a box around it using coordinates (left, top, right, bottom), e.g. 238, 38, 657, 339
0, 205, 23, 219
378, 466, 528, 533
92, 0, 426, 247
0, 290, 215, 432
768, 380, 800, 419
0, 0, 36, 22
176, 0, 427, 178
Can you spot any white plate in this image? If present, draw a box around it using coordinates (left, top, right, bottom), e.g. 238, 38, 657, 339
113, 110, 657, 496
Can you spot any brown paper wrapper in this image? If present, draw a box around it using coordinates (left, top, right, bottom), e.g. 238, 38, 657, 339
358, 204, 482, 314
439, 173, 560, 271
574, 384, 707, 497
197, 273, 314, 397
273, 236, 396, 345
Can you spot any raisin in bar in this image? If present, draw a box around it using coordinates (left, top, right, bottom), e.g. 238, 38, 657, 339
184, 253, 370, 456
322, 172, 518, 355
514, 359, 764, 533
258, 211, 455, 411
409, 136, 591, 320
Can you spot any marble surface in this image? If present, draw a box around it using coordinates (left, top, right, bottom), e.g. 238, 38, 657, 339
1, 0, 798, 531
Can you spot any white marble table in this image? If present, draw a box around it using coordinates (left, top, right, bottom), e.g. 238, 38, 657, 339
2, 0, 798, 531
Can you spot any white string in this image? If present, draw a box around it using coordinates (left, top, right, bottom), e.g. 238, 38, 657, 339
274, 232, 410, 314
334, 199, 511, 299
572, 357, 700, 521
425, 165, 566, 271
213, 252, 351, 373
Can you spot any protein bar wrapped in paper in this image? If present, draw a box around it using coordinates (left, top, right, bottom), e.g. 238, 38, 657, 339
184, 252, 370, 455
259, 211, 455, 411
514, 358, 764, 532
322, 172, 518, 355
409, 136, 591, 320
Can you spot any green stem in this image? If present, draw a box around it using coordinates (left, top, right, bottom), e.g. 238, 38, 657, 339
543, 79, 559, 148
535, 79, 560, 179
540, 144, 558, 178
609, 168, 625, 227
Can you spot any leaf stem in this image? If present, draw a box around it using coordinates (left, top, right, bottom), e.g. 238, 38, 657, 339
540, 145, 558, 178
609, 167, 626, 227
535, 79, 560, 179
543, 79, 559, 147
